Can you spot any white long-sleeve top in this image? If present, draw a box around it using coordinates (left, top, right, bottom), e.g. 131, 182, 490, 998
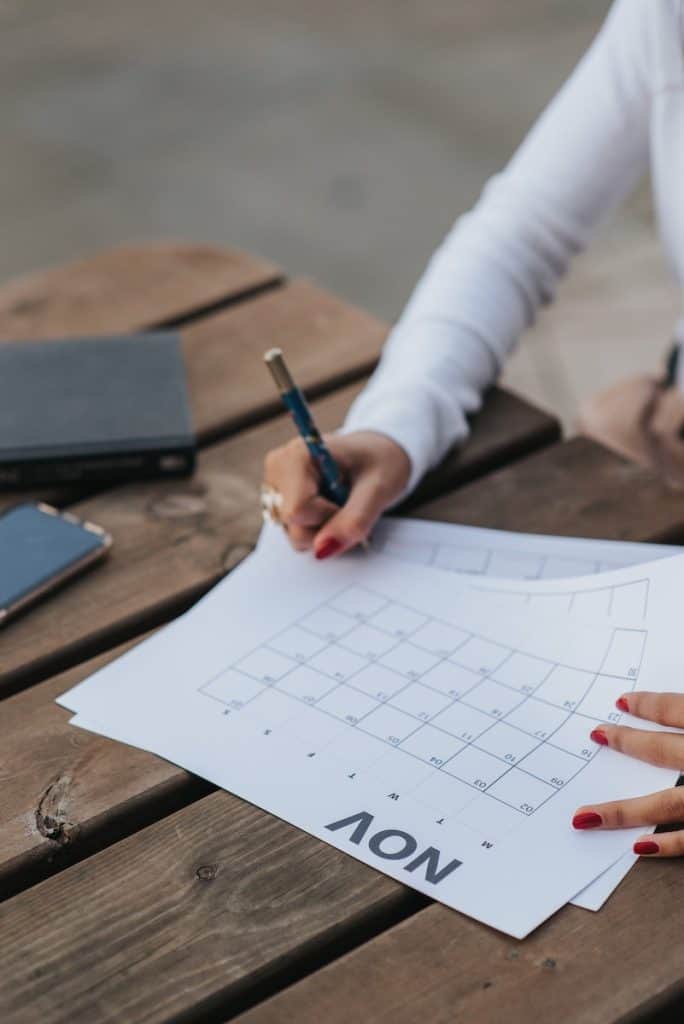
342, 0, 684, 494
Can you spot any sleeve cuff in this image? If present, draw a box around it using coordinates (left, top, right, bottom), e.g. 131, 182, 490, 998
339, 395, 468, 503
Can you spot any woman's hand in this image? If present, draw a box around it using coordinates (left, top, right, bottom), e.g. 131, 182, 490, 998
572, 692, 684, 857
263, 430, 411, 558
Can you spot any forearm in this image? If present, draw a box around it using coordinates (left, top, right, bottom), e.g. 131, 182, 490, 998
343, 0, 652, 493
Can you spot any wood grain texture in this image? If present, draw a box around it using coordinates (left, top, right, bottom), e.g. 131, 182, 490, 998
0, 790, 407, 1024
0, 635, 202, 897
417, 435, 684, 544
0, 241, 280, 513
0, 384, 357, 699
3, 438, 684, 1024
234, 871, 684, 1024
0, 389, 559, 892
405, 387, 560, 508
0, 241, 281, 341
0, 382, 557, 699
183, 277, 386, 443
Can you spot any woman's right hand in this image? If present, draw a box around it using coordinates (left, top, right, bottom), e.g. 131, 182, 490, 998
263, 430, 411, 559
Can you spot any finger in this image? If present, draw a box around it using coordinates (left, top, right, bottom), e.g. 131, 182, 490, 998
264, 441, 319, 522
616, 691, 684, 729
288, 495, 337, 528
589, 722, 684, 769
572, 785, 684, 831
633, 830, 684, 857
286, 523, 318, 552
313, 473, 389, 558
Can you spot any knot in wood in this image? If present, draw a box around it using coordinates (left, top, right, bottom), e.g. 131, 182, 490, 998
196, 864, 219, 881
542, 958, 557, 970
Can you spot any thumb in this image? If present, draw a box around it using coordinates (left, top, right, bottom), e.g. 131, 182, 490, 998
312, 472, 387, 558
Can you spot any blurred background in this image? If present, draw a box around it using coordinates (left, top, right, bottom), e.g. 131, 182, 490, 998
2, 0, 680, 429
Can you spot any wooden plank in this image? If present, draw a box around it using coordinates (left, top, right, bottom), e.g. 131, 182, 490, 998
0, 381, 556, 700
183, 278, 386, 443
0, 241, 281, 341
0, 636, 203, 899
2, 439, 684, 1024
0, 241, 282, 513
0, 389, 559, 894
231, 443, 684, 1024
416, 435, 684, 543
406, 386, 559, 508
233, 881, 684, 1024
0, 789, 412, 1024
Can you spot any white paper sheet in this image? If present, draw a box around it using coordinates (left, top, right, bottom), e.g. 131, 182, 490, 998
371, 517, 679, 580
59, 527, 684, 938
370, 517, 681, 909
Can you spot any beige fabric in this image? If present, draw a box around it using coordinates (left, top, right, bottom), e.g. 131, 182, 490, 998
579, 376, 684, 490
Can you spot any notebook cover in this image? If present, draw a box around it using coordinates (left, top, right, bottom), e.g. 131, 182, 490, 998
0, 332, 196, 487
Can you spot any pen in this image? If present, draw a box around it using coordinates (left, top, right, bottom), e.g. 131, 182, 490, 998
264, 348, 350, 506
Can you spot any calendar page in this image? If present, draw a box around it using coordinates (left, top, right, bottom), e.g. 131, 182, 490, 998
60, 528, 684, 938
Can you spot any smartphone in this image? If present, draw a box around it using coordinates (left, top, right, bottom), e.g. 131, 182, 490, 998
0, 502, 112, 626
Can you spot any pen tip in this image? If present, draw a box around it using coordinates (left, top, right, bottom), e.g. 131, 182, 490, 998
264, 347, 282, 363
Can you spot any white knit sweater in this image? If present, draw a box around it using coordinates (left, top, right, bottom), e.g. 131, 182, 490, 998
342, 0, 684, 493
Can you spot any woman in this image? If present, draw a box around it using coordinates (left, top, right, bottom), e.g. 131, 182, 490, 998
264, 0, 684, 856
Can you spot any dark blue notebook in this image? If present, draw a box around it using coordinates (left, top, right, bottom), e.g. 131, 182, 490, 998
0, 332, 196, 488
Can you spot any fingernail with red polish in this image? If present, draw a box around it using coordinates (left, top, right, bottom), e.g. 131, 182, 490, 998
315, 537, 342, 560
634, 840, 659, 856
616, 696, 630, 713
590, 728, 609, 745
573, 811, 603, 830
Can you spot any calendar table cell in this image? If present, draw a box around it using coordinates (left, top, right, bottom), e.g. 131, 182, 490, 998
370, 602, 428, 637
275, 665, 336, 704
379, 642, 440, 680
504, 697, 569, 740
535, 664, 595, 711
235, 647, 297, 683
463, 679, 525, 719
304, 605, 356, 641
549, 714, 600, 760
361, 704, 420, 745
487, 768, 557, 814
474, 721, 540, 765
431, 702, 493, 743
330, 586, 388, 619
399, 724, 465, 767
351, 664, 408, 702
601, 628, 646, 679
317, 684, 379, 725
268, 625, 327, 662
389, 682, 452, 721
409, 620, 470, 656
339, 623, 398, 660
308, 644, 369, 682
517, 743, 585, 789
451, 636, 511, 675
577, 674, 631, 723
442, 745, 508, 790
492, 652, 552, 693
421, 661, 480, 700
202, 670, 266, 708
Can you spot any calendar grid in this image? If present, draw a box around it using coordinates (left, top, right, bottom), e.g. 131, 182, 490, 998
198, 584, 646, 818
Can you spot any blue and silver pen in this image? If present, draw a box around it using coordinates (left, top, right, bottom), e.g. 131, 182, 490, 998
264, 347, 350, 506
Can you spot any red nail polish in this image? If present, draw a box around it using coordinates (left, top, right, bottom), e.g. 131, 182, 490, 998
315, 537, 342, 560
616, 697, 630, 713
573, 811, 603, 829
590, 728, 609, 746
634, 840, 659, 856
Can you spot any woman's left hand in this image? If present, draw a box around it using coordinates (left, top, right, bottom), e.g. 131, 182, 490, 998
572, 692, 684, 857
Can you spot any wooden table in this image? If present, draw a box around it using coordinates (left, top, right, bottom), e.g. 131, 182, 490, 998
0, 243, 683, 1024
